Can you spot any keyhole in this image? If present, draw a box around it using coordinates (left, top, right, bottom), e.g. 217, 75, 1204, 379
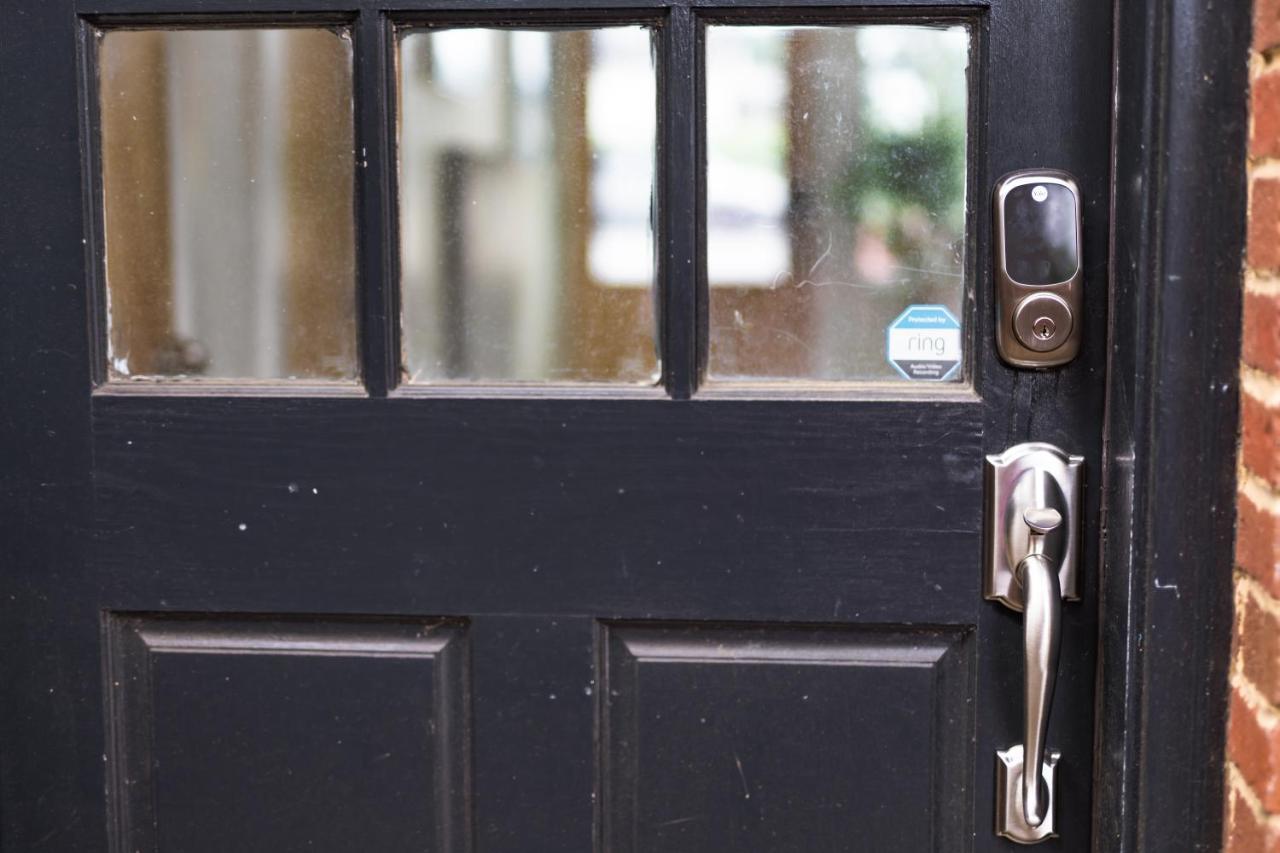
1033, 317, 1056, 341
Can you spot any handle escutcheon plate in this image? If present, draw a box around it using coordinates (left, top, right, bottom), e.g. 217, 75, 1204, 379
996, 745, 1061, 844
984, 442, 1083, 611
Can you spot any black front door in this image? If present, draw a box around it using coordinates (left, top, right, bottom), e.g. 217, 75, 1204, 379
0, 0, 1111, 850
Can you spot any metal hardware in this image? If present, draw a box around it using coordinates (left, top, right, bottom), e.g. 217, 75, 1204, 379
984, 443, 1082, 610
1017, 512, 1061, 831
986, 442, 1082, 844
996, 746, 1060, 844
993, 170, 1084, 368
1012, 293, 1074, 353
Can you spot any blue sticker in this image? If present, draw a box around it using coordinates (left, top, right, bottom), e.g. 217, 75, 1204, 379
886, 305, 961, 381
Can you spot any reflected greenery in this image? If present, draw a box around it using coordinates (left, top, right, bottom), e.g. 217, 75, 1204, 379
706, 24, 969, 382
835, 115, 967, 271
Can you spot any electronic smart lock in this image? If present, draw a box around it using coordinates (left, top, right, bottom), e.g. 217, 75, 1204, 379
993, 170, 1083, 368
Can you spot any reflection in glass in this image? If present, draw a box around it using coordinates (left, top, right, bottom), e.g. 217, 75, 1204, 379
99, 28, 357, 381
398, 28, 658, 384
706, 25, 969, 382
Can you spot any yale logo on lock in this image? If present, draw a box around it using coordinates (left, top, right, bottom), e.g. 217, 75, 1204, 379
993, 170, 1084, 368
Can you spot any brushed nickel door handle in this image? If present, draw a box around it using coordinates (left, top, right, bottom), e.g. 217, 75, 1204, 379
1016, 509, 1063, 829
985, 444, 1082, 844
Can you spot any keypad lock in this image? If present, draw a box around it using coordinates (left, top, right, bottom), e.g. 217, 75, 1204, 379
993, 170, 1084, 368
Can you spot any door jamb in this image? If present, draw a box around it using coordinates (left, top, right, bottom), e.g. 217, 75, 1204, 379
1095, 0, 1250, 849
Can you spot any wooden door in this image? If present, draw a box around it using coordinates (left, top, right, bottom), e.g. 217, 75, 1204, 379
0, 0, 1111, 850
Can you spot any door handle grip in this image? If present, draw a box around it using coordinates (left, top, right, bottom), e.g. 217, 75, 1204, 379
988, 445, 1080, 844
1018, 549, 1061, 828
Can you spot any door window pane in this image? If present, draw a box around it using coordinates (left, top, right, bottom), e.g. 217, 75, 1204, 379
398, 27, 658, 384
706, 25, 969, 383
98, 28, 357, 382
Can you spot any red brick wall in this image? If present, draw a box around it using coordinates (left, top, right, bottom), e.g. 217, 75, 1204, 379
1227, 4, 1280, 851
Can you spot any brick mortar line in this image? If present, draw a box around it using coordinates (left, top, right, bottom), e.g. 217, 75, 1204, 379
1240, 468, 1280, 515
1231, 575, 1280, 721
1233, 668, 1280, 723
1256, 47, 1280, 75
1241, 364, 1280, 406
1240, 469, 1280, 511
1241, 368, 1280, 413
1233, 577, 1250, 682
1228, 635, 1280, 722
1250, 159, 1280, 179
1238, 571, 1280, 619
1228, 762, 1280, 825
1245, 269, 1280, 294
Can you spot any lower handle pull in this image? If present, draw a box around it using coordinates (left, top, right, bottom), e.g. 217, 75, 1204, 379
1019, 551, 1061, 830
996, 512, 1064, 844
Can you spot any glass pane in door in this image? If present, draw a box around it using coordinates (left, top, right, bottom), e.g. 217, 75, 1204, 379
398, 27, 658, 385
98, 28, 357, 382
706, 25, 969, 383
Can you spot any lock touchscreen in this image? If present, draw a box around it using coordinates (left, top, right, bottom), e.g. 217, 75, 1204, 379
1004, 183, 1079, 285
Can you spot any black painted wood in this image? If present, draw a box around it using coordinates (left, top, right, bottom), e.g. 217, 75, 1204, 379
357, 10, 397, 396
660, 4, 698, 399
1, 3, 99, 850
972, 1, 1113, 848
0, 0, 1130, 851
601, 624, 974, 852
106, 616, 469, 852
1094, 0, 1251, 850
90, 397, 986, 622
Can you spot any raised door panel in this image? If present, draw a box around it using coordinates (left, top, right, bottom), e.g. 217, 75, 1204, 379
105, 615, 469, 853
601, 623, 974, 853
